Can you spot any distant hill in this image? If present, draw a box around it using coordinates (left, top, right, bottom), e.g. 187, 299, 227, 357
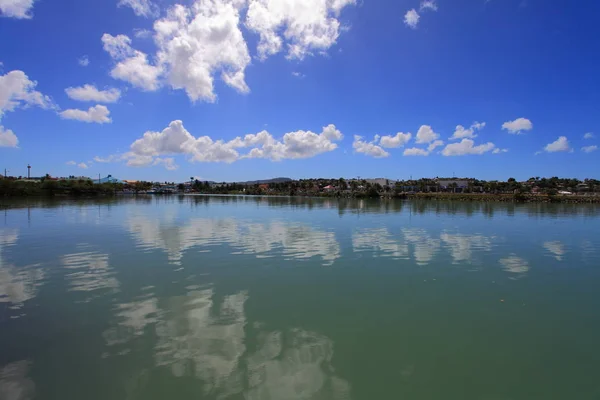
235, 177, 292, 185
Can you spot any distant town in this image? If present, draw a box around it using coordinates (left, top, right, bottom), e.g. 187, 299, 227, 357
1, 171, 599, 203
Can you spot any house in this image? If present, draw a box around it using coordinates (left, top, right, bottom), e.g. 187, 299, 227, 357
323, 185, 335, 192
436, 179, 471, 190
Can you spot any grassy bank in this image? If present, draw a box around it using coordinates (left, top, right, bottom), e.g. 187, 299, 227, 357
403, 192, 600, 203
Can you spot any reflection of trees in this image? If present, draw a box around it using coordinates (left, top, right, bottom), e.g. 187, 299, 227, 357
127, 216, 340, 265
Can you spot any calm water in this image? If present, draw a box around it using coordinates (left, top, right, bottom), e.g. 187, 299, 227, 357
1, 196, 600, 400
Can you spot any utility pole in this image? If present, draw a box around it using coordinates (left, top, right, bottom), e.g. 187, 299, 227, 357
4, 169, 7, 178
98, 173, 101, 184
27, 164, 31, 179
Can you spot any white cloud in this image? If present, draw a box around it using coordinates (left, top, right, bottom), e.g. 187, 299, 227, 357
119, 120, 343, 166
66, 161, 76, 165
419, 0, 438, 11
65, 85, 121, 103
0, 70, 54, 115
415, 125, 439, 144
379, 132, 411, 148
492, 148, 508, 154
77, 162, 89, 169
153, 157, 178, 170
543, 136, 570, 153
427, 139, 444, 152
133, 28, 152, 39
451, 121, 485, 140
0, 0, 35, 19
353, 135, 389, 158
59, 105, 112, 124
442, 138, 495, 156
78, 55, 90, 67
502, 117, 533, 134
102, 34, 162, 92
582, 145, 597, 153
404, 9, 420, 29
117, 0, 158, 18
93, 155, 117, 163
403, 147, 429, 156
0, 125, 18, 147
291, 71, 305, 78
245, 0, 356, 61
583, 132, 594, 140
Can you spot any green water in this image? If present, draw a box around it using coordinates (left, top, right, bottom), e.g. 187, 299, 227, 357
1, 196, 600, 400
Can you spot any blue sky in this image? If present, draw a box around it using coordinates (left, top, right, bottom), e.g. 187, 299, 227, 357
1, 0, 599, 182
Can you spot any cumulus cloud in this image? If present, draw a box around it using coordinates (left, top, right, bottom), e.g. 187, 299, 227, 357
59, 105, 112, 124
102, 34, 162, 92
583, 132, 594, 140
415, 125, 439, 144
65, 85, 121, 103
133, 28, 152, 39
353, 135, 389, 158
0, 0, 35, 19
78, 56, 90, 67
442, 138, 495, 156
404, 9, 420, 29
428, 139, 444, 151
0, 70, 54, 147
291, 71, 305, 78
117, 120, 343, 167
543, 136, 570, 153
66, 161, 76, 165
77, 162, 89, 169
153, 157, 178, 170
0, 70, 55, 115
451, 122, 485, 140
117, 0, 159, 18
0, 125, 18, 147
245, 0, 356, 61
403, 147, 429, 156
379, 132, 411, 148
502, 117, 533, 134
582, 145, 598, 153
493, 148, 508, 154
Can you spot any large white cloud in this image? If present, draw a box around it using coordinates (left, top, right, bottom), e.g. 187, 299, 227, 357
120, 120, 343, 167
415, 125, 439, 144
450, 122, 485, 140
59, 105, 112, 124
0, 70, 54, 148
441, 138, 495, 156
379, 132, 411, 148
0, 70, 54, 115
65, 84, 121, 103
0, 125, 18, 147
502, 117, 533, 134
0, 0, 35, 19
353, 135, 389, 158
543, 136, 570, 153
118, 0, 158, 18
245, 0, 355, 60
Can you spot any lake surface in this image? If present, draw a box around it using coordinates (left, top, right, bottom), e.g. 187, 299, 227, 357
1, 196, 600, 400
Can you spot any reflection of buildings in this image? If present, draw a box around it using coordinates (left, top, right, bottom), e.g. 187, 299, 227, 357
0, 360, 35, 400
0, 229, 44, 308
126, 215, 340, 265
62, 247, 118, 294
